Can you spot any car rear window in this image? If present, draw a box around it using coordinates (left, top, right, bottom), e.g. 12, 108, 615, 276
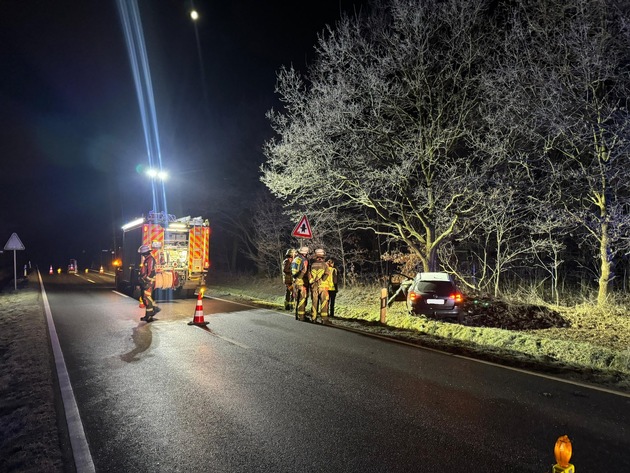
415, 281, 455, 295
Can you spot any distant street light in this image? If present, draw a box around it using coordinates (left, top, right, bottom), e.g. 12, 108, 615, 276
189, 3, 209, 110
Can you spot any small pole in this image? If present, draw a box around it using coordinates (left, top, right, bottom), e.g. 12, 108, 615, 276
380, 287, 388, 324
13, 250, 17, 291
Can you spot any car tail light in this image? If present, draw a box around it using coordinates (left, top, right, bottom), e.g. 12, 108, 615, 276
449, 293, 463, 303
409, 291, 421, 302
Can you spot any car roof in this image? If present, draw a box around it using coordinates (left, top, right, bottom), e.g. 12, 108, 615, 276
414, 272, 452, 282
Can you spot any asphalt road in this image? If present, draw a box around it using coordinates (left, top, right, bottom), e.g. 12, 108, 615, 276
42, 272, 630, 472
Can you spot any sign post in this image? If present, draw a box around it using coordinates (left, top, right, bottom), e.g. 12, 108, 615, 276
4, 233, 25, 291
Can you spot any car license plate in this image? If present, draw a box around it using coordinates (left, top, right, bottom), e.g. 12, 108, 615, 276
427, 299, 445, 305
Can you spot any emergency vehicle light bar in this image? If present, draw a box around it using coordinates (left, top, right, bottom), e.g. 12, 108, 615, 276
121, 217, 145, 231
168, 223, 187, 230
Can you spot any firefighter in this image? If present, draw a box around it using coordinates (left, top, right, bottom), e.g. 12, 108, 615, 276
138, 245, 161, 322
309, 249, 331, 324
291, 246, 310, 321
326, 258, 338, 318
282, 249, 296, 311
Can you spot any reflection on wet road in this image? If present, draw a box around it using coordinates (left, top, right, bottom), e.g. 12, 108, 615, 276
120, 324, 153, 363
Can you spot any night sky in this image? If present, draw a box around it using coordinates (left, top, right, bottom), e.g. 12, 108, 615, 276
0, 0, 368, 268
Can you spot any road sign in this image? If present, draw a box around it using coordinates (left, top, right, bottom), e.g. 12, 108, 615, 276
291, 215, 313, 239
4, 233, 25, 251
4, 233, 25, 291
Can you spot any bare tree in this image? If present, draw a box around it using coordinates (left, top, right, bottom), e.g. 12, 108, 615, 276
261, 0, 494, 272
303, 208, 371, 288
492, 0, 630, 305
243, 190, 294, 277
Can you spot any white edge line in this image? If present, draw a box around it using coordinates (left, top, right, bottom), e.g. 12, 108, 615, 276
38, 270, 96, 472
333, 324, 630, 398
211, 333, 250, 349
210, 296, 630, 398
144, 293, 630, 398
206, 294, 261, 308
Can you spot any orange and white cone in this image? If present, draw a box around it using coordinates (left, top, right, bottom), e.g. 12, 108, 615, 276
188, 291, 209, 326
49, 265, 53, 275
138, 297, 145, 309
99, 266, 104, 274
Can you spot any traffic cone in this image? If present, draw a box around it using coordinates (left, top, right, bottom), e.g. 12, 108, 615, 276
188, 291, 209, 326
99, 266, 104, 274
138, 297, 145, 309
49, 265, 53, 275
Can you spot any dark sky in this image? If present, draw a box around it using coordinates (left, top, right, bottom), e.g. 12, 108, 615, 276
0, 0, 368, 267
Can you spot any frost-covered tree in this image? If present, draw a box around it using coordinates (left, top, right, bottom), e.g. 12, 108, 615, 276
485, 0, 630, 305
261, 0, 494, 272
241, 190, 294, 277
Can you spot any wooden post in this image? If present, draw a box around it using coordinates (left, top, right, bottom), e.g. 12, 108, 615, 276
380, 287, 388, 324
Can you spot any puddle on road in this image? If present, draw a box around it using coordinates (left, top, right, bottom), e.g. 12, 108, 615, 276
120, 324, 153, 363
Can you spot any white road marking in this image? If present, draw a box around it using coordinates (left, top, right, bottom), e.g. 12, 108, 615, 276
38, 270, 95, 472
72, 273, 96, 284
120, 292, 629, 397
206, 295, 261, 308
209, 296, 630, 398
333, 324, 630, 398
210, 333, 250, 349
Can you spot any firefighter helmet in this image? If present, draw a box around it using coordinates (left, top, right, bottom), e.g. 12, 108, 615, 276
285, 249, 296, 257
299, 246, 309, 255
315, 248, 325, 257
138, 245, 151, 254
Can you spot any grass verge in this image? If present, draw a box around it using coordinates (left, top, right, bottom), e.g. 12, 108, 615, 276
206, 272, 630, 393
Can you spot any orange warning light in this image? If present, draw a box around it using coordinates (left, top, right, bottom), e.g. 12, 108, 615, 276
552, 435, 575, 473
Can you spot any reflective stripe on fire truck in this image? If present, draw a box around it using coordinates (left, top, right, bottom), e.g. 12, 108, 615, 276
202, 226, 210, 269
189, 226, 204, 273
143, 224, 164, 259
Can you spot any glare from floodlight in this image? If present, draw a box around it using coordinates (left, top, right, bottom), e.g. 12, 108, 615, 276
146, 168, 168, 180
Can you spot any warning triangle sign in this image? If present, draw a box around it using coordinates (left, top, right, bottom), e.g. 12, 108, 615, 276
4, 232, 25, 250
291, 215, 313, 239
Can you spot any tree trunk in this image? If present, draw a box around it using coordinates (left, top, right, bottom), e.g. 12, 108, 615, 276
597, 222, 610, 306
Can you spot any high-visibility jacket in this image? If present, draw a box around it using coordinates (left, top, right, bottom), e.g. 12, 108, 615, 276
328, 266, 338, 291
291, 254, 308, 284
309, 258, 330, 288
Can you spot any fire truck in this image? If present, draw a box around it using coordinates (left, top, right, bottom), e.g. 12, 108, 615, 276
115, 211, 211, 298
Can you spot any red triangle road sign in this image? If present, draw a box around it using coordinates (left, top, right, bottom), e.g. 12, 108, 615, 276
291, 215, 313, 239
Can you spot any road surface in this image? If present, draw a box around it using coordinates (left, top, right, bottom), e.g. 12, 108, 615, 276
42, 271, 630, 472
